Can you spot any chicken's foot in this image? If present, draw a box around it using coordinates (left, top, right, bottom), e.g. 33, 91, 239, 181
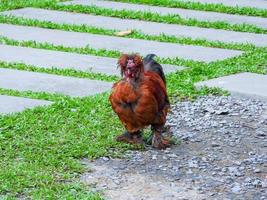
151, 126, 170, 149
116, 131, 143, 144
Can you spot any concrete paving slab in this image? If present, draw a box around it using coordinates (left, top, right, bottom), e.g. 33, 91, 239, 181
0, 95, 53, 115
61, 0, 267, 29
0, 24, 243, 62
3, 8, 266, 47
195, 73, 267, 101
0, 68, 113, 97
0, 45, 184, 76
181, 0, 267, 10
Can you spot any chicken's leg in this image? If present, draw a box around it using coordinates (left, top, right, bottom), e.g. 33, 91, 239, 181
116, 130, 143, 144
151, 125, 170, 149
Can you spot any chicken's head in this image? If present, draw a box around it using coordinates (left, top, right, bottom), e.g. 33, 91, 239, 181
118, 54, 144, 81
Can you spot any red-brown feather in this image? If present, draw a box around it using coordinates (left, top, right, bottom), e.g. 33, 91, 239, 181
109, 56, 169, 133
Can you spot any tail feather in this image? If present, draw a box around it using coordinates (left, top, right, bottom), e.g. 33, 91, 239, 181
143, 54, 166, 85
143, 54, 157, 64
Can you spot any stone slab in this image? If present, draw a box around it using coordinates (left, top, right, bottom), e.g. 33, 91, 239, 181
3, 8, 266, 47
0, 68, 113, 97
195, 73, 267, 101
0, 95, 52, 115
0, 24, 243, 62
181, 0, 267, 10
62, 0, 267, 29
0, 45, 184, 76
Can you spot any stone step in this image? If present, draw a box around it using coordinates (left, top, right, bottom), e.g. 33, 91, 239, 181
0, 24, 243, 62
181, 0, 267, 10
0, 68, 113, 97
0, 45, 184, 76
61, 0, 267, 29
0, 95, 53, 115
195, 73, 267, 101
3, 8, 266, 47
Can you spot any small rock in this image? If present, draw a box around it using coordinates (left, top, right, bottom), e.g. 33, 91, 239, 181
188, 160, 198, 168
254, 168, 261, 173
234, 161, 242, 166
216, 110, 229, 115
113, 179, 120, 185
231, 183, 242, 194
252, 179, 262, 187
230, 167, 243, 177
256, 131, 266, 137
245, 177, 252, 183
102, 157, 109, 161
201, 157, 208, 162
211, 142, 220, 147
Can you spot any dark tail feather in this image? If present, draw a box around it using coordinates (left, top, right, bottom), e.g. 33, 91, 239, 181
143, 54, 166, 85
143, 54, 157, 64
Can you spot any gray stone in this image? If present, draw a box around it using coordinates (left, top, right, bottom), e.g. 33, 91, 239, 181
195, 73, 267, 102
0, 45, 183, 76
181, 0, 267, 10
3, 8, 267, 47
228, 166, 243, 177
252, 179, 262, 187
102, 157, 109, 161
62, 0, 267, 29
0, 24, 243, 62
0, 68, 113, 97
211, 142, 220, 147
256, 131, 266, 137
254, 168, 261, 173
188, 160, 199, 168
231, 183, 242, 194
0, 95, 52, 115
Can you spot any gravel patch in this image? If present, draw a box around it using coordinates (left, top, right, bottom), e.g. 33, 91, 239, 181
82, 96, 267, 199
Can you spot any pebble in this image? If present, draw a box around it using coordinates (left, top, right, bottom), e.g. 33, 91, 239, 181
188, 160, 198, 168
102, 157, 109, 161
256, 131, 266, 137
252, 180, 262, 187
262, 180, 267, 188
211, 142, 220, 147
84, 96, 267, 199
231, 183, 242, 194
254, 168, 261, 173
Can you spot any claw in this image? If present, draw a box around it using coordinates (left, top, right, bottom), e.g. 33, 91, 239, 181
152, 132, 170, 149
116, 131, 143, 144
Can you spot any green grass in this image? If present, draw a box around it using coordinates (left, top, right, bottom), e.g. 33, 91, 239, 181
0, 0, 267, 199
114, 0, 267, 17
52, 4, 266, 34
0, 91, 124, 199
0, 61, 119, 83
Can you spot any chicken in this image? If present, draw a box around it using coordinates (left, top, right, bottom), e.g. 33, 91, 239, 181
109, 54, 170, 149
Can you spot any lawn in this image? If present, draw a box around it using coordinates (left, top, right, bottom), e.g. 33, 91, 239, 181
0, 0, 266, 199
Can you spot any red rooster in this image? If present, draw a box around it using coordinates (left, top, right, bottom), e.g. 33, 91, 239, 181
109, 54, 170, 149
